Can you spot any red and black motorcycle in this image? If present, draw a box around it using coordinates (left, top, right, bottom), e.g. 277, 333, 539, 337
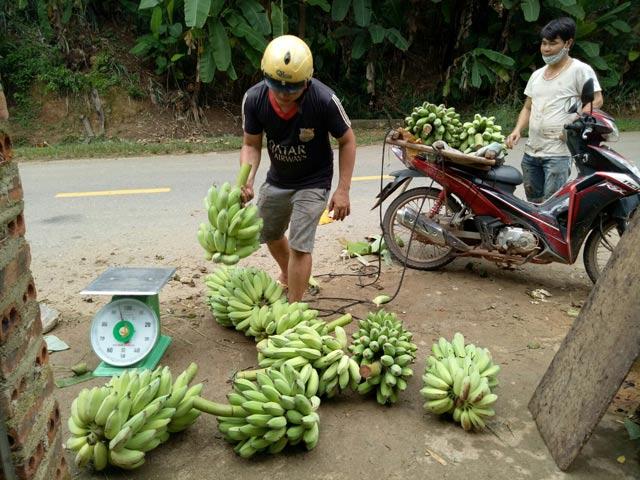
376, 79, 640, 283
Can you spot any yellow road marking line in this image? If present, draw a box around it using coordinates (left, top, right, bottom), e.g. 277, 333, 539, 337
352, 175, 392, 182
56, 187, 171, 198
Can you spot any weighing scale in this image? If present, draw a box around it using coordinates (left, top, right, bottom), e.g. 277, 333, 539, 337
81, 267, 176, 377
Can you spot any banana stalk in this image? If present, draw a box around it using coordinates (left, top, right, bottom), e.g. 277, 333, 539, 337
236, 163, 252, 187
192, 397, 248, 418
360, 361, 382, 379
324, 313, 353, 332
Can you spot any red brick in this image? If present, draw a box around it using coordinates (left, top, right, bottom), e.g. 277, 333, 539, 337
0, 242, 31, 300
14, 439, 45, 480
8, 181, 23, 203
0, 134, 12, 163
0, 317, 44, 380
21, 276, 36, 304
45, 400, 61, 446
7, 395, 47, 455
36, 436, 69, 480
0, 257, 19, 300
0, 302, 21, 344
5, 369, 54, 438
0, 368, 34, 418
53, 454, 70, 480
7, 211, 26, 237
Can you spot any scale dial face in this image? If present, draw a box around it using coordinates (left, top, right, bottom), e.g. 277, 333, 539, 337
90, 297, 159, 367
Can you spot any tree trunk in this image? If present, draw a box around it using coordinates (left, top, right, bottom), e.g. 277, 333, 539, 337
298, 1, 306, 39
529, 213, 640, 470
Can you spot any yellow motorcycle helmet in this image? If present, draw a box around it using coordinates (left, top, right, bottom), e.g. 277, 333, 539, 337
261, 35, 313, 93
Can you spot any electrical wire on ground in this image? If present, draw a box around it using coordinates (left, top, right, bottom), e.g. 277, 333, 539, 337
308, 129, 437, 317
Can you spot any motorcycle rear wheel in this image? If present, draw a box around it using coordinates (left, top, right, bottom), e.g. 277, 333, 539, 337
583, 220, 623, 283
382, 187, 462, 270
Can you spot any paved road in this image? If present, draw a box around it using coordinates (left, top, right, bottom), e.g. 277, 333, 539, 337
18, 132, 640, 265
16, 134, 640, 480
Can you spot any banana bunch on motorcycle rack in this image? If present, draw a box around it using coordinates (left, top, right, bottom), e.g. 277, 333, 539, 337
197, 164, 262, 265
401, 101, 508, 162
404, 102, 463, 147
421, 333, 500, 431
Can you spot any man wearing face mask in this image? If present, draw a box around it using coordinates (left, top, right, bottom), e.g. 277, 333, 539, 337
506, 17, 603, 203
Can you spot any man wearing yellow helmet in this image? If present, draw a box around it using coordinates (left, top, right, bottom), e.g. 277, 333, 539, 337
239, 35, 356, 302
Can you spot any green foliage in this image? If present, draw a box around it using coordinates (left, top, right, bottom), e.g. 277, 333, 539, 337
431, 0, 640, 108
129, 0, 411, 90
39, 67, 87, 94
1, 0, 639, 124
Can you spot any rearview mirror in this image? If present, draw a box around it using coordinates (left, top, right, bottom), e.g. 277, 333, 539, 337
581, 78, 595, 107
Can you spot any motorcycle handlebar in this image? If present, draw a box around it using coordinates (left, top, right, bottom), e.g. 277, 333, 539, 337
565, 120, 583, 131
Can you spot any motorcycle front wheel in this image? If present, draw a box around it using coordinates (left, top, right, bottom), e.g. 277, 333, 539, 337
583, 220, 623, 283
382, 187, 462, 270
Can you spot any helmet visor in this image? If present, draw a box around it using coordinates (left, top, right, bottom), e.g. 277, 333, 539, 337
264, 75, 306, 94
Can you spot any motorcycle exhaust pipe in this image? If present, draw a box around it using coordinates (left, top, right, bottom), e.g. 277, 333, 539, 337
396, 207, 470, 252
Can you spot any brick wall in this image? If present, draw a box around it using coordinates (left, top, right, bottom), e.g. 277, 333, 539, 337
0, 134, 69, 480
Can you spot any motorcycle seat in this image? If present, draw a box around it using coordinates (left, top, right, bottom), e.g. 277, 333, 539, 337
480, 165, 523, 185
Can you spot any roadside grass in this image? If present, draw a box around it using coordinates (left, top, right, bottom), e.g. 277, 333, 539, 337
13, 128, 391, 161
618, 117, 640, 132
13, 136, 244, 161
12, 119, 639, 161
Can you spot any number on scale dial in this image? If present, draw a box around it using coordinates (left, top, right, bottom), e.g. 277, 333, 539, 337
90, 297, 159, 367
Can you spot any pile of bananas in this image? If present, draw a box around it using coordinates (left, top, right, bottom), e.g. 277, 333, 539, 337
253, 319, 361, 398
349, 310, 418, 405
261, 300, 317, 337
204, 266, 235, 327
66, 364, 202, 471
204, 267, 285, 337
197, 164, 263, 265
421, 333, 500, 430
404, 102, 463, 147
195, 364, 322, 458
458, 114, 506, 154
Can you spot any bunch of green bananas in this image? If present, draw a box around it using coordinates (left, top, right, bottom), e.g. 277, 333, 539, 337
349, 310, 418, 405
263, 300, 319, 336
196, 364, 322, 458
66, 363, 202, 471
421, 333, 500, 430
404, 102, 463, 147
430, 332, 500, 388
197, 164, 263, 265
204, 266, 285, 337
252, 318, 361, 398
458, 114, 506, 154
204, 266, 235, 327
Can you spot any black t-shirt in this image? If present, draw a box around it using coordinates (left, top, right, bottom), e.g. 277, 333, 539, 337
242, 78, 351, 190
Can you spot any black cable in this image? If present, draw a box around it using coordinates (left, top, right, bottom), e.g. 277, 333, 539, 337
309, 128, 433, 318
370, 145, 442, 305
307, 130, 396, 314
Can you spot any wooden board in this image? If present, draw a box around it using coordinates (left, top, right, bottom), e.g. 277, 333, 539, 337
528, 214, 640, 470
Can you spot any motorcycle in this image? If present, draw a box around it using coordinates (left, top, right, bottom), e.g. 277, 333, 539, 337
376, 79, 640, 283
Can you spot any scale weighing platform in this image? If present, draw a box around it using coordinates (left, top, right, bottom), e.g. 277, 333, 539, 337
81, 266, 176, 377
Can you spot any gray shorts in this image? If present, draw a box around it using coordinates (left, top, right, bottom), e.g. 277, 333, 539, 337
257, 183, 330, 253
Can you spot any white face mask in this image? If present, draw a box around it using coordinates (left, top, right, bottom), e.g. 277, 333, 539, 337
542, 46, 570, 65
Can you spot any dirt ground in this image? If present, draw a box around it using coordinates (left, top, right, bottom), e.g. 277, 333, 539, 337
32, 226, 640, 480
